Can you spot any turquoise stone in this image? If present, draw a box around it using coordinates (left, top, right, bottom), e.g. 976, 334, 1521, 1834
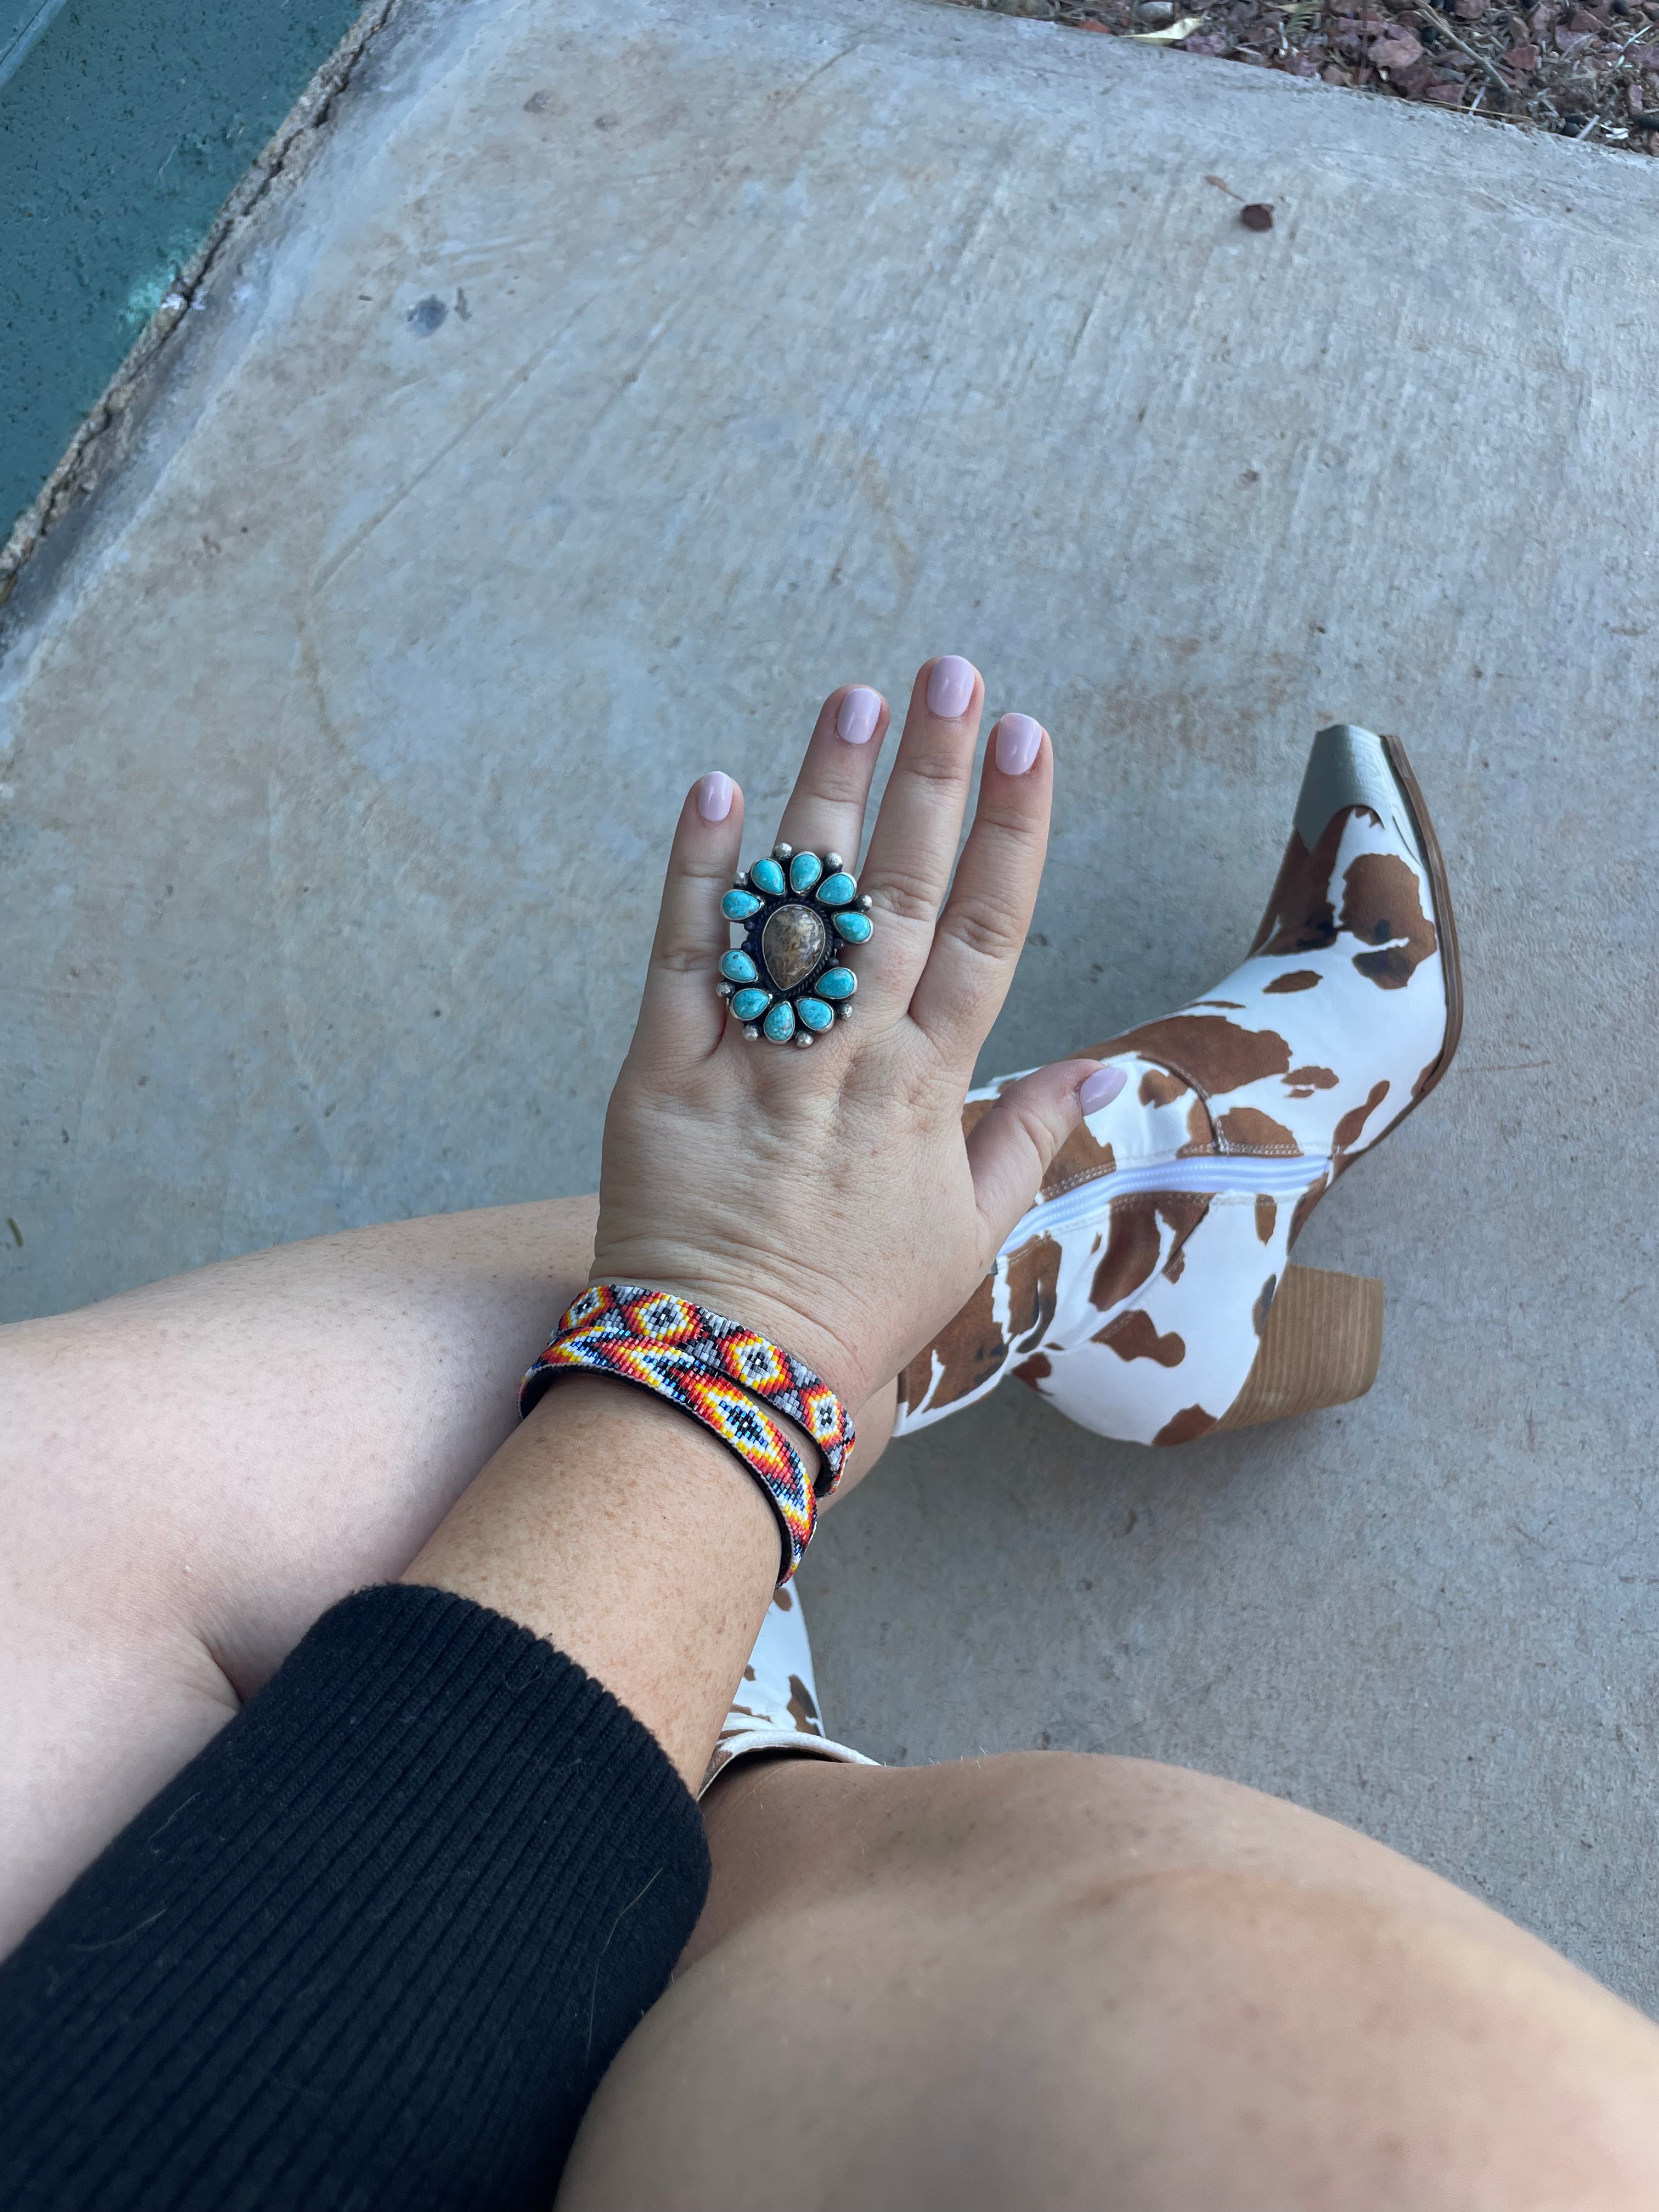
817, 966, 857, 1001
749, 857, 787, 896
831, 909, 872, 944
796, 996, 833, 1032
762, 1000, 796, 1042
788, 851, 823, 895
720, 950, 759, 984
721, 889, 764, 922
815, 871, 856, 907
731, 987, 772, 1022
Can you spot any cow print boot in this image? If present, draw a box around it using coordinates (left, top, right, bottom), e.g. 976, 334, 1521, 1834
699, 1581, 877, 1798
894, 724, 1463, 1448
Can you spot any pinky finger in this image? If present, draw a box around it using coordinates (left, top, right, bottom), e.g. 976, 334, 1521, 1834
632, 771, 745, 1065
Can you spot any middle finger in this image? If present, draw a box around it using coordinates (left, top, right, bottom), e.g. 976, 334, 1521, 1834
774, 683, 891, 868
856, 654, 985, 1000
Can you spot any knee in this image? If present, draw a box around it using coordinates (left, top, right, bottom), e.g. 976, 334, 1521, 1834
1052, 1863, 1659, 2206
941, 1754, 1659, 2209
598, 1751, 1659, 2211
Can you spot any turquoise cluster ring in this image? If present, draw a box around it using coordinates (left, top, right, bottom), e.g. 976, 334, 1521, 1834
718, 843, 875, 1047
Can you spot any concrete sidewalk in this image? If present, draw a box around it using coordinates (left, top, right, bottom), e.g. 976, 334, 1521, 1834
3, 0, 1656, 2005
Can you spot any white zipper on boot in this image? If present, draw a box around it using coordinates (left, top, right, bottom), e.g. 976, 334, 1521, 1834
1003, 1153, 1332, 1256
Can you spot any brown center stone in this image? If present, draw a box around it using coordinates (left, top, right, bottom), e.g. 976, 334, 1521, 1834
761, 902, 827, 991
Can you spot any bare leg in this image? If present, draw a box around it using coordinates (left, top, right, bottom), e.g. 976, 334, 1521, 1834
5, 1199, 600, 1672
0, 1198, 598, 1956
0, 1196, 894, 1955
1, 1199, 600, 1950
13, 1229, 1657, 2206
557, 1753, 1659, 2212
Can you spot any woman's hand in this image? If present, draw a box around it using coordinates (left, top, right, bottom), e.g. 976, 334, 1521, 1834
588, 656, 1108, 1418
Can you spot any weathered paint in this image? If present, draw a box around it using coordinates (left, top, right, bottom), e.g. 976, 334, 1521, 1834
2, 0, 366, 537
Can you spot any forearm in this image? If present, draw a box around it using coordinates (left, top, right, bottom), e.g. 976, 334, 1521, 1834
4, 1193, 884, 1709
0, 1584, 710, 2212
0, 1364, 788, 2212
402, 1373, 783, 1785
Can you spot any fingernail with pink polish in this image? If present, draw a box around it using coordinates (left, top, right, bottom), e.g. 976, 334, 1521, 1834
836, 687, 881, 745
926, 655, 975, 719
995, 714, 1043, 776
1079, 1065, 1127, 1115
697, 771, 733, 823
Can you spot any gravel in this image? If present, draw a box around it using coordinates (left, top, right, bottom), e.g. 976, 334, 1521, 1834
953, 0, 1659, 150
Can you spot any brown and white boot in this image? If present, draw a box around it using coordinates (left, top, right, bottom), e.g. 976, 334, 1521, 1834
700, 1583, 877, 1799
895, 725, 1463, 1448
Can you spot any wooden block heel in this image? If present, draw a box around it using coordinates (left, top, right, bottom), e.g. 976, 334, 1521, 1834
1214, 1265, 1384, 1432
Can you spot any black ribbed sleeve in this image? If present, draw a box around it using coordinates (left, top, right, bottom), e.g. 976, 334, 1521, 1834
0, 1584, 710, 2211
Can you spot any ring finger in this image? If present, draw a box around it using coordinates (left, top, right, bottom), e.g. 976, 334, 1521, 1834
712, 685, 888, 1062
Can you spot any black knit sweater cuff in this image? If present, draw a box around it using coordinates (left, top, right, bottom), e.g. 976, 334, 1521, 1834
0, 1584, 710, 2212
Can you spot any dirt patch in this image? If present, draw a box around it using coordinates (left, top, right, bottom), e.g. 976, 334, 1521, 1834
956, 0, 1659, 151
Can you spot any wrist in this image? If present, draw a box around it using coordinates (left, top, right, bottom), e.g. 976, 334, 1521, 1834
583, 1256, 868, 1413
532, 1280, 851, 1582
404, 1375, 778, 1786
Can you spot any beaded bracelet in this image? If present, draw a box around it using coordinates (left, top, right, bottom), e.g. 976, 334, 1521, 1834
520, 1283, 856, 1584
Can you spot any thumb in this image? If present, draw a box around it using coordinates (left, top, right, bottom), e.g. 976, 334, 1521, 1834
964, 1059, 1127, 1263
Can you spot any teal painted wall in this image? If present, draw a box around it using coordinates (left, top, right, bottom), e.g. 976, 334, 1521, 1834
3, 0, 367, 541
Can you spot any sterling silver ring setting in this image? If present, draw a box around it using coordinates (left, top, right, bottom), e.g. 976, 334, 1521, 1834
718, 843, 875, 1046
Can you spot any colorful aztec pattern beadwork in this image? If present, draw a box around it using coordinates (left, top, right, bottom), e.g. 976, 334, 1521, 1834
719, 843, 874, 1047
520, 1283, 856, 1582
